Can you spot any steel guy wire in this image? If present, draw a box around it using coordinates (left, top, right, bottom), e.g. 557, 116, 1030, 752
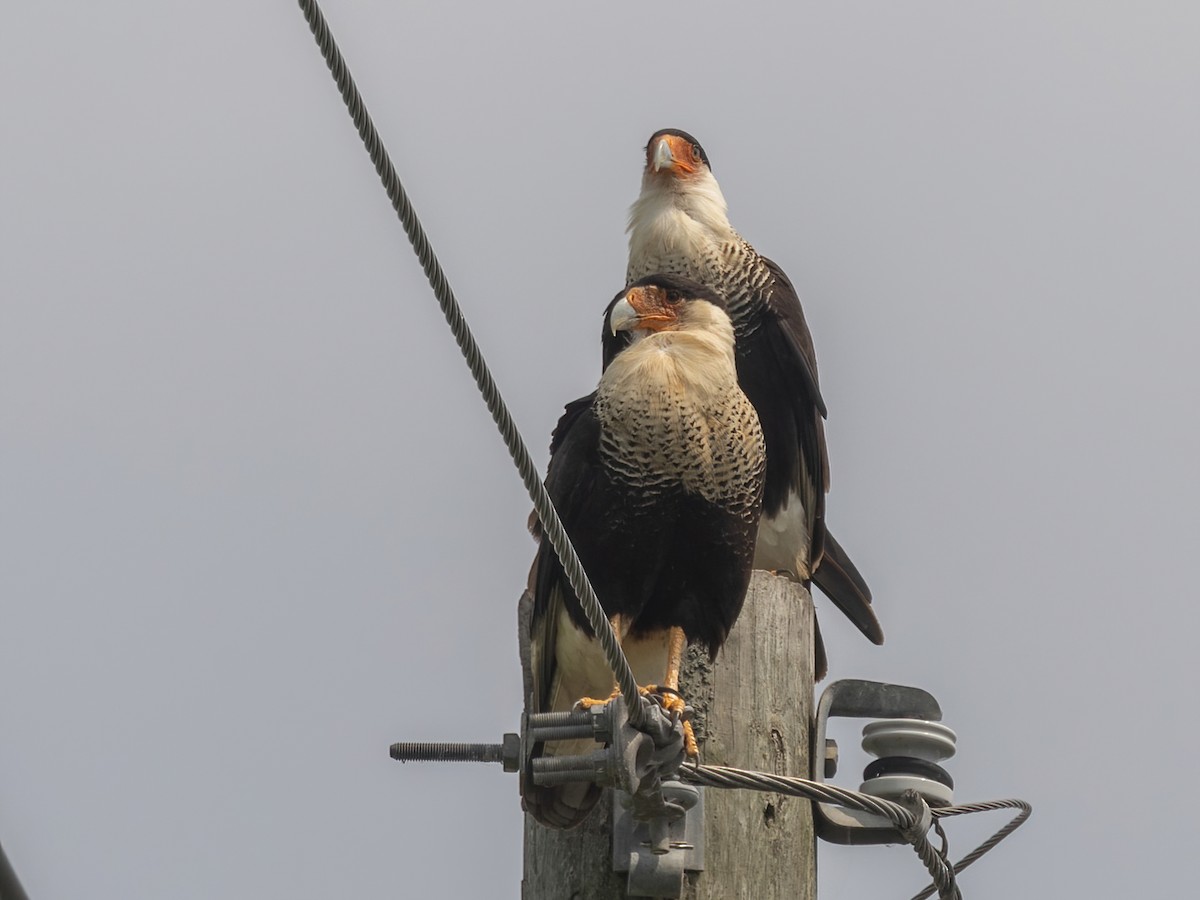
684, 764, 1033, 900
295, 0, 645, 727
682, 763, 918, 824
909, 800, 1033, 900
0, 837, 31, 900
683, 764, 957, 897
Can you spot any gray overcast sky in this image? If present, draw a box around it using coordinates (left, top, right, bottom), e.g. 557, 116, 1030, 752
3, 2, 1198, 897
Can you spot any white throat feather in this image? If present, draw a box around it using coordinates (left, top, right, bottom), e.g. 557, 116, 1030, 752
626, 170, 736, 272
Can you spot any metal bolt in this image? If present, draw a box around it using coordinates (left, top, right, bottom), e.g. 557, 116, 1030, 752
824, 739, 839, 779
501, 732, 520, 773
391, 738, 518, 765
533, 770, 603, 787
528, 723, 597, 742
531, 751, 606, 774
527, 710, 593, 728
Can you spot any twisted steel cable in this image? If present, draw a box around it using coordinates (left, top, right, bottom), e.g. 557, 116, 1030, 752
0, 837, 31, 900
295, 0, 644, 726
682, 765, 1042, 900
682, 763, 918, 824
682, 764, 959, 895
906, 831, 960, 900
909, 800, 1033, 900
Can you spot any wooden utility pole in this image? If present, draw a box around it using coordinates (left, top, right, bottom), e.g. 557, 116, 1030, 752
522, 571, 816, 899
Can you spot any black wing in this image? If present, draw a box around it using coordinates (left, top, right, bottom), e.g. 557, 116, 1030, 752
759, 259, 882, 645
760, 257, 826, 418
530, 394, 604, 628
548, 391, 597, 457
523, 394, 605, 828
738, 256, 829, 558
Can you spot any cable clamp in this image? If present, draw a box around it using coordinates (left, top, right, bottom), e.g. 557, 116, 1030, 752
523, 695, 702, 898
894, 789, 934, 845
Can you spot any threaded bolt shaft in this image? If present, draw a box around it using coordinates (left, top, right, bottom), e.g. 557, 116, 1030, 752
531, 752, 605, 774
528, 710, 594, 728
528, 724, 597, 742
533, 770, 602, 787
390, 741, 503, 763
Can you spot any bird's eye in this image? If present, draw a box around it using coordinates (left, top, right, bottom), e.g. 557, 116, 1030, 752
692, 144, 703, 163
665, 290, 683, 304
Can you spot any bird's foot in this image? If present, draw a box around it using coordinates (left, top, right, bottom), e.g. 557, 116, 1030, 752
575, 685, 699, 758
574, 685, 622, 711
574, 683, 672, 711
574, 685, 676, 712
641, 685, 699, 759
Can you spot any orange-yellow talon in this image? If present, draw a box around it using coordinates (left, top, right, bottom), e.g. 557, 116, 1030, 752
575, 685, 622, 711
682, 720, 699, 759
573, 682, 699, 757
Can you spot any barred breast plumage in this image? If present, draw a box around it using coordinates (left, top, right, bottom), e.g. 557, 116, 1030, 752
595, 334, 764, 517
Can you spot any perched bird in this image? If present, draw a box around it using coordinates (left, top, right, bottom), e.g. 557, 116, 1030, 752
521, 274, 765, 829
616, 128, 884, 679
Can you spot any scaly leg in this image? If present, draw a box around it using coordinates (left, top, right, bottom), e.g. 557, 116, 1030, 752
664, 626, 686, 693
645, 626, 699, 759
576, 614, 632, 710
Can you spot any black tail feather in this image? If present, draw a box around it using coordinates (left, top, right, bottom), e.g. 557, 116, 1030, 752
811, 531, 884, 645
813, 614, 828, 682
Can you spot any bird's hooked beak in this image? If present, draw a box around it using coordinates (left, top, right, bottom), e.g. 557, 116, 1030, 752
647, 134, 697, 176
604, 297, 643, 336
652, 137, 675, 172
609, 286, 679, 334
608, 297, 639, 334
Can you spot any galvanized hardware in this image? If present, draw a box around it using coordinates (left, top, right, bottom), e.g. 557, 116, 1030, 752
812, 678, 947, 845
824, 738, 839, 779
390, 735, 520, 772
612, 779, 705, 898
390, 691, 701, 892
522, 693, 685, 791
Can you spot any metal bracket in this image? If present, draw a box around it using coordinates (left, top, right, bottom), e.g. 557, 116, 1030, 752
523, 694, 685, 794
522, 694, 701, 897
812, 678, 943, 845
390, 687, 704, 894
612, 780, 704, 898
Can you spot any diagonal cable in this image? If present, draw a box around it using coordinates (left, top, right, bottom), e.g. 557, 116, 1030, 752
681, 765, 1041, 900
294, 0, 643, 725
909, 800, 1033, 900
0, 838, 31, 900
